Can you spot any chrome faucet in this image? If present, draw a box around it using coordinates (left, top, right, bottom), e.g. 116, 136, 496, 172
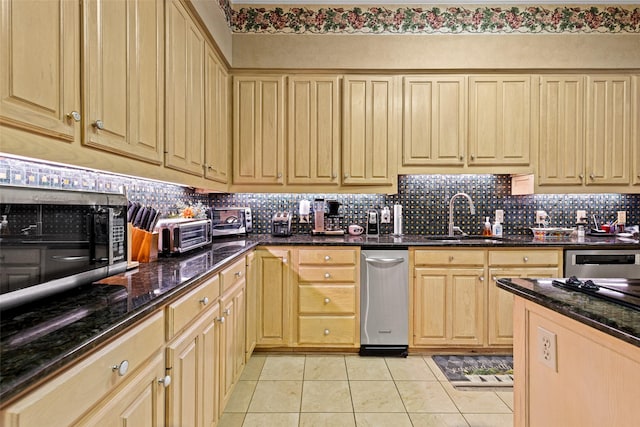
448, 193, 476, 236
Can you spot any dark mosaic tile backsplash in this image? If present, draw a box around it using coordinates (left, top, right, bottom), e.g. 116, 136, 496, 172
2, 156, 639, 237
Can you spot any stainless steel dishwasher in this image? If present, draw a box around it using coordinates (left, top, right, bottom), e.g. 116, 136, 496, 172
360, 249, 409, 357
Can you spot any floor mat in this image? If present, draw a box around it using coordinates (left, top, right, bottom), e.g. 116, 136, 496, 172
432, 355, 513, 387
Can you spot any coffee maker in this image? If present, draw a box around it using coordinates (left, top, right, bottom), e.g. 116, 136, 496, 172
366, 209, 380, 236
312, 198, 344, 235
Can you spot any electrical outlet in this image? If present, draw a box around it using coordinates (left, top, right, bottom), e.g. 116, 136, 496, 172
537, 327, 557, 371
617, 211, 627, 225
495, 209, 504, 224
535, 210, 548, 224
576, 210, 587, 223
381, 207, 391, 224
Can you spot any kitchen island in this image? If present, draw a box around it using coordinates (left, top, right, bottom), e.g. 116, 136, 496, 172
497, 277, 640, 427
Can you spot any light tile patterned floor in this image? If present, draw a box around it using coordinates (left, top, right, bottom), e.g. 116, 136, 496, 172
219, 354, 513, 427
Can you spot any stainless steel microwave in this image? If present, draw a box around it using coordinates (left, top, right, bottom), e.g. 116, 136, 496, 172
208, 207, 252, 237
0, 185, 128, 310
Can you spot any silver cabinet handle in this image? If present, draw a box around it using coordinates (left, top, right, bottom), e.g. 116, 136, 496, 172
324, 329, 330, 335
492, 276, 498, 282
283, 258, 288, 264
235, 271, 242, 278
324, 297, 331, 304
364, 257, 405, 265
479, 276, 484, 281
200, 297, 209, 305
93, 119, 104, 130
579, 174, 584, 180
589, 173, 595, 180
112, 360, 129, 376
324, 255, 331, 261
324, 272, 331, 278
67, 111, 81, 122
215, 316, 225, 323
158, 375, 172, 387
523, 256, 529, 263
224, 308, 231, 315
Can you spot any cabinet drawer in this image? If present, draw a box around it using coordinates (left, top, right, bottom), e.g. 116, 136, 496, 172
298, 266, 357, 283
2, 312, 164, 427
0, 248, 40, 264
298, 248, 357, 265
220, 256, 246, 293
299, 285, 356, 314
166, 274, 220, 339
298, 316, 356, 345
489, 250, 560, 267
414, 249, 484, 266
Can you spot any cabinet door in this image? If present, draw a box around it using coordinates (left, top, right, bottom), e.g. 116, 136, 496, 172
83, 0, 163, 164
413, 268, 485, 346
287, 76, 340, 185
469, 75, 531, 166
0, 0, 79, 142
165, 0, 205, 176
220, 281, 246, 411
256, 248, 291, 346
75, 352, 165, 427
204, 43, 230, 183
537, 76, 585, 186
634, 75, 640, 186
342, 75, 396, 186
488, 268, 559, 346
233, 76, 285, 185
402, 76, 465, 166
585, 75, 631, 185
245, 251, 257, 361
166, 302, 220, 427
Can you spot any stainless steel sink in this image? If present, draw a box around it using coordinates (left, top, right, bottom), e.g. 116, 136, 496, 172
424, 235, 506, 244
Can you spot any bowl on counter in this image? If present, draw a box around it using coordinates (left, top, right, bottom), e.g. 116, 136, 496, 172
530, 227, 575, 240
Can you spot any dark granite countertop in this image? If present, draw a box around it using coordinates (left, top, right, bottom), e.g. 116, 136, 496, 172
496, 277, 640, 347
1, 232, 637, 403
0, 237, 259, 403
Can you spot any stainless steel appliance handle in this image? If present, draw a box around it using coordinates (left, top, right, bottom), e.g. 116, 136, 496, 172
51, 255, 90, 263
364, 257, 405, 265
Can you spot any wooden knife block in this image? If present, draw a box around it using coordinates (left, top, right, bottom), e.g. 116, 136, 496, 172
129, 223, 158, 263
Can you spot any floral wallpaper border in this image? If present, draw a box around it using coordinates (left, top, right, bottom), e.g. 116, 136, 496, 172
217, 2, 640, 34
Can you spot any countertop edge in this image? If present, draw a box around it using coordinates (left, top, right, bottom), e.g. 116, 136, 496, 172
496, 279, 640, 348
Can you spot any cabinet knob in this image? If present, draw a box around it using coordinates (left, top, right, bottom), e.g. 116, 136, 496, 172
324, 255, 331, 261
200, 297, 209, 305
324, 297, 331, 304
579, 173, 584, 180
332, 173, 337, 179
324, 272, 331, 279
589, 173, 595, 180
344, 173, 350, 179
67, 111, 81, 122
158, 375, 172, 388
479, 276, 484, 281
283, 258, 288, 264
449, 256, 454, 262
215, 316, 225, 324
235, 271, 242, 278
470, 155, 475, 161
224, 308, 231, 315
277, 173, 282, 179
112, 360, 129, 376
523, 256, 529, 263
492, 276, 498, 282
92, 119, 104, 130
324, 329, 330, 335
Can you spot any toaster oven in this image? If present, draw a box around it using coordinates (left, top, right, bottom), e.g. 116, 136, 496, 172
209, 207, 252, 237
155, 218, 212, 255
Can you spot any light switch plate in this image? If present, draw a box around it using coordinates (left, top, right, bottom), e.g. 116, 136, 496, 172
576, 210, 587, 223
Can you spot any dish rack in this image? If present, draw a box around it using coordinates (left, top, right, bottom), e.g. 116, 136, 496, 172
530, 227, 574, 240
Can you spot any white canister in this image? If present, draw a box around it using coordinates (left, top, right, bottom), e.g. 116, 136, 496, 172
393, 204, 403, 236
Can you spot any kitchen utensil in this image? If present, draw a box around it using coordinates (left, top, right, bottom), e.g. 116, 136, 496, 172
127, 202, 141, 223
144, 207, 156, 231
133, 206, 147, 228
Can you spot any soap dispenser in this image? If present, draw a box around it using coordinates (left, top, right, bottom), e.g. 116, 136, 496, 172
0, 215, 8, 235
492, 219, 503, 237
482, 217, 492, 236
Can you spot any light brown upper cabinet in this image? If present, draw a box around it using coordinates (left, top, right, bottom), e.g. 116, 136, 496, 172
634, 75, 640, 186
585, 75, 631, 185
165, 0, 205, 176
204, 44, 230, 184
537, 75, 633, 188
287, 76, 340, 186
468, 75, 531, 166
342, 75, 397, 186
537, 76, 585, 186
402, 76, 466, 166
83, 0, 164, 164
0, 0, 80, 142
233, 76, 286, 185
